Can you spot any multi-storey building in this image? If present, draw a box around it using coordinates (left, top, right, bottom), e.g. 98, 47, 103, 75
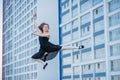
2, 0, 59, 80
58, 0, 120, 80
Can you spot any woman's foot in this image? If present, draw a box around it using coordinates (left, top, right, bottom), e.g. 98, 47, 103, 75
79, 45, 84, 49
43, 63, 48, 69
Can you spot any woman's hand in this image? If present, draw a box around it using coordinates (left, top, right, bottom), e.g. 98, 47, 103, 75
33, 13, 36, 17
31, 30, 35, 35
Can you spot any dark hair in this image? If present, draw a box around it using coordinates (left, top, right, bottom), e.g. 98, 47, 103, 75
38, 23, 49, 33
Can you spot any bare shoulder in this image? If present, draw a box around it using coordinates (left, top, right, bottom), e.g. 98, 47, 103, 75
41, 33, 50, 38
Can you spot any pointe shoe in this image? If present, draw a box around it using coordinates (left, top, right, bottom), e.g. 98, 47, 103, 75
79, 45, 84, 49
43, 63, 48, 69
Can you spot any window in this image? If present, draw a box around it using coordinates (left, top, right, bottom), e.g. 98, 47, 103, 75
73, 52, 80, 63
94, 20, 104, 32
80, 0, 92, 13
61, 23, 72, 43
82, 64, 94, 74
109, 28, 120, 41
81, 13, 91, 37
34, 0, 37, 5
95, 77, 106, 80
93, 6, 103, 19
110, 43, 120, 56
81, 13, 90, 25
95, 48, 105, 59
94, 34, 105, 46
61, 0, 70, 12
73, 66, 80, 75
61, 11, 70, 23
72, 19, 79, 40
109, 12, 120, 27
63, 57, 72, 65
82, 51, 92, 62
81, 26, 91, 37
111, 75, 120, 80
109, 0, 120, 12
72, 5, 78, 17
72, 0, 78, 6
92, 0, 103, 6
111, 59, 120, 71
63, 68, 72, 76
95, 62, 106, 72
81, 38, 91, 49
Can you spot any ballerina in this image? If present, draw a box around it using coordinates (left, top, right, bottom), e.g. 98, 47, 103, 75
31, 13, 84, 69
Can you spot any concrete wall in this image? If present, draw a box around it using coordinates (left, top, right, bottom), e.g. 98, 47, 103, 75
37, 0, 59, 80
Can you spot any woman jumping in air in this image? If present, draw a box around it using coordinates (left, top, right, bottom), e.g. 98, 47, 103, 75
31, 13, 84, 69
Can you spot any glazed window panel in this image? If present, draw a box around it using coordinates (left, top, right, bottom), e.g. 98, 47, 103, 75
109, 0, 120, 12
72, 6, 78, 17
80, 0, 92, 13
61, 12, 71, 23
81, 13, 90, 25
61, 23, 71, 34
111, 59, 120, 71
109, 28, 120, 41
93, 6, 103, 19
82, 64, 94, 74
109, 12, 120, 27
72, 30, 79, 40
73, 66, 80, 75
111, 75, 120, 80
110, 43, 120, 56
92, 0, 103, 6
63, 68, 72, 76
95, 48, 105, 59
94, 34, 105, 46
73, 51, 80, 63
94, 20, 104, 32
95, 62, 106, 73
62, 57, 72, 65
81, 26, 90, 37
82, 51, 92, 62
81, 38, 91, 49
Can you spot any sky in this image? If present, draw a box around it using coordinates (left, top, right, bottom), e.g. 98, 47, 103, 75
0, 0, 2, 79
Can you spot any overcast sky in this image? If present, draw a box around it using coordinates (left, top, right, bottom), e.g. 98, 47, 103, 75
0, 0, 2, 79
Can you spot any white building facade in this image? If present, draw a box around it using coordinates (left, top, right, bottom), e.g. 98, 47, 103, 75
3, 0, 59, 80
58, 0, 120, 80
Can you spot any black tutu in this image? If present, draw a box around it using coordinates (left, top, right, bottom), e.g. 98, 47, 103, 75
31, 37, 62, 61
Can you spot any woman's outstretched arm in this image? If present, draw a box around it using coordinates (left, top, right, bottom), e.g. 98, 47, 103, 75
32, 13, 42, 34
61, 45, 84, 50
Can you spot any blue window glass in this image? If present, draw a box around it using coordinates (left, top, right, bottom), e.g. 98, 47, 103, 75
94, 20, 104, 32
109, 12, 120, 27
72, 5, 78, 17
80, 0, 92, 13
111, 59, 120, 71
94, 34, 105, 46
81, 13, 90, 25
92, 0, 103, 6
110, 43, 120, 56
109, 0, 120, 12
109, 28, 120, 41
93, 6, 103, 19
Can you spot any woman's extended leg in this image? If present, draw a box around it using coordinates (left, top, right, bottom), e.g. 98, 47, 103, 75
31, 53, 46, 65
61, 45, 84, 50
31, 51, 48, 69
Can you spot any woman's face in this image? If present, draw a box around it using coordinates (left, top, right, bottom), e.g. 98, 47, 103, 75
43, 25, 49, 32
